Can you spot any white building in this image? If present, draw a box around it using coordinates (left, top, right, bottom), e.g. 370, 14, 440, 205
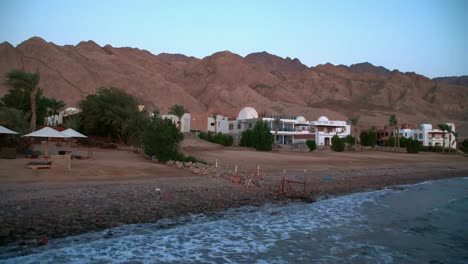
309, 116, 351, 146
161, 113, 191, 133
400, 123, 456, 149
227, 107, 351, 146
208, 115, 229, 134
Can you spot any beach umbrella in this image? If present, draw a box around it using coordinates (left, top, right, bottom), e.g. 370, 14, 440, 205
61, 128, 87, 138
22, 127, 70, 158
62, 128, 87, 150
0, 125, 18, 135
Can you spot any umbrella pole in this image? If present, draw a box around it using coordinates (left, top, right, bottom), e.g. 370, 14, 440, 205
45, 138, 49, 160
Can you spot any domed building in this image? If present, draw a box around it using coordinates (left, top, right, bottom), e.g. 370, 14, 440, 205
237, 107, 259, 120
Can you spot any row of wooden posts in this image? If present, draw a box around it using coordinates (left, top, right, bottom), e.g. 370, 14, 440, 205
214, 159, 308, 197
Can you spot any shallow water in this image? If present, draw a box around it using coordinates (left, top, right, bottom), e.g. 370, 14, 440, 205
1, 177, 467, 263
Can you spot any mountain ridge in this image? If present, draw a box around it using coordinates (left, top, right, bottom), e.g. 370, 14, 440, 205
1, 37, 467, 137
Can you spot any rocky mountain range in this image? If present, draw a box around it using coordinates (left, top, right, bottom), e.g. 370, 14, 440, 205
1, 37, 467, 137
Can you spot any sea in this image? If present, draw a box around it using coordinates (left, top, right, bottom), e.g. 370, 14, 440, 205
1, 177, 467, 264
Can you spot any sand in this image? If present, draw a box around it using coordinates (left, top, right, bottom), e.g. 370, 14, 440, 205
0, 144, 467, 248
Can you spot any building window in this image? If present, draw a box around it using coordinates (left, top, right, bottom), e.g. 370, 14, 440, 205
419, 134, 423, 140
249, 124, 252, 128
210, 123, 215, 126
229, 124, 233, 130
237, 124, 241, 129
405, 133, 407, 137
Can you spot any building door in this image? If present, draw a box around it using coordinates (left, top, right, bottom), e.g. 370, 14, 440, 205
324, 137, 330, 146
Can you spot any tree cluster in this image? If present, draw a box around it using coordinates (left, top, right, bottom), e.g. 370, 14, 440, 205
461, 139, 468, 153
344, 135, 355, 146
331, 135, 345, 152
1, 83, 65, 130
306, 139, 316, 151
406, 138, 420, 153
239, 120, 274, 151
360, 130, 377, 147
198, 131, 234, 146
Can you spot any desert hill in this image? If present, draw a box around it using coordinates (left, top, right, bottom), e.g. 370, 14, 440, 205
433, 76, 468, 88
1, 37, 467, 137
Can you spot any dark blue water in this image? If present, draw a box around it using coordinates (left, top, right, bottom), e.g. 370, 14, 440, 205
2, 177, 467, 263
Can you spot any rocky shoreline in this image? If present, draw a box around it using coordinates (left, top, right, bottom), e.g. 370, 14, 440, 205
0, 165, 467, 256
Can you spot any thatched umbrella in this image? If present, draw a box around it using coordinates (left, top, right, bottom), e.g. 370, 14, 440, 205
22, 127, 70, 158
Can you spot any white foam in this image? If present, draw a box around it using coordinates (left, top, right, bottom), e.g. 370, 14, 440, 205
2, 189, 395, 263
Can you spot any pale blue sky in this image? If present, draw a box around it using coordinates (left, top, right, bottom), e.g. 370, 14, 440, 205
1, 0, 466, 77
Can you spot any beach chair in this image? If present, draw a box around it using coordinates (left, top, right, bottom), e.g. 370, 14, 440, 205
26, 161, 52, 170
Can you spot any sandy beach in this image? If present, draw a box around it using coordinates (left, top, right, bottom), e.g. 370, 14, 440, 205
0, 143, 467, 248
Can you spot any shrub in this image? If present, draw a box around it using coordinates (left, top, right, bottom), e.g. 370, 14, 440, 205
198, 131, 234, 146
406, 138, 420, 153
461, 139, 468, 153
344, 135, 355, 146
239, 121, 274, 151
306, 139, 317, 151
360, 130, 377, 147
142, 117, 183, 163
79, 87, 149, 145
331, 135, 345, 152
170, 152, 206, 164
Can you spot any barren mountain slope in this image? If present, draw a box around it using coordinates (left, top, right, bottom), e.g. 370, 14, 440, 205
1, 37, 467, 137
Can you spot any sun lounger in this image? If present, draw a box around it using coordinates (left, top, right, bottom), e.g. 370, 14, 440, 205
26, 161, 52, 170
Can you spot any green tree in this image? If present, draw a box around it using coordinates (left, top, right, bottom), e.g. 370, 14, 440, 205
169, 104, 187, 132
5, 69, 40, 131
348, 116, 359, 146
142, 117, 184, 163
79, 87, 147, 144
273, 117, 281, 150
438, 123, 450, 152
406, 138, 420, 153
1, 86, 65, 128
360, 128, 377, 147
64, 113, 84, 131
344, 135, 355, 146
211, 113, 218, 133
45, 97, 66, 115
0, 107, 30, 135
445, 124, 456, 150
331, 135, 345, 152
306, 139, 317, 151
389, 114, 399, 152
461, 139, 468, 153
239, 121, 274, 151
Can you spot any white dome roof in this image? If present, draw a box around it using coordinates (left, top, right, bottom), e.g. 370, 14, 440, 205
420, 124, 432, 130
296, 116, 306, 122
238, 107, 258, 120
318, 116, 329, 122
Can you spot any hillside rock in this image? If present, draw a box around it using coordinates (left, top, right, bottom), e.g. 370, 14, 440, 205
0, 37, 467, 137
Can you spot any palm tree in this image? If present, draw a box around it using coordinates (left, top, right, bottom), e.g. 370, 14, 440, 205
211, 113, 218, 133
438, 123, 449, 152
5, 69, 40, 131
349, 116, 359, 146
273, 117, 281, 149
169, 104, 187, 132
389, 114, 399, 152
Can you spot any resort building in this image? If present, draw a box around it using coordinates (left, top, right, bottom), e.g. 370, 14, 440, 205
377, 123, 457, 149
228, 107, 351, 146
403, 123, 456, 149
161, 113, 191, 133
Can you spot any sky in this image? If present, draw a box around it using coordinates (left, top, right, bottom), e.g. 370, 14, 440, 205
1, 0, 467, 78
